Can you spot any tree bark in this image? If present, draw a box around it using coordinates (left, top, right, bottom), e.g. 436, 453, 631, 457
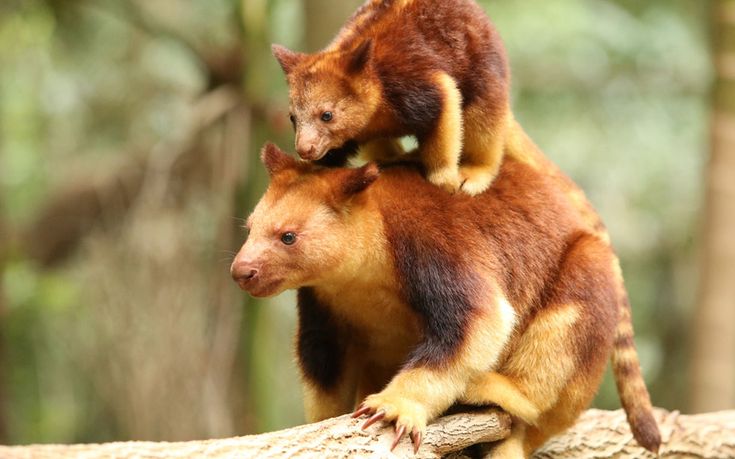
535, 409, 735, 459
0, 409, 733, 458
690, 0, 735, 412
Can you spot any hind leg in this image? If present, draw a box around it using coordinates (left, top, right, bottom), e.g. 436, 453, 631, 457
459, 103, 511, 195
358, 138, 405, 163
419, 72, 463, 194
486, 420, 527, 458
460, 304, 583, 457
460, 372, 540, 426
478, 234, 618, 453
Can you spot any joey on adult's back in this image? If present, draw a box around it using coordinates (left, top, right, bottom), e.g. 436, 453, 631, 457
272, 0, 517, 196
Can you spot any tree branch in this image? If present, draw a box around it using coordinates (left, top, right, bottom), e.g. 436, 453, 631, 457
0, 409, 508, 458
534, 408, 735, 458
1, 409, 733, 458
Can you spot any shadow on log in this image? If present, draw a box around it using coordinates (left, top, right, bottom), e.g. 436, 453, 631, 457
1, 408, 733, 458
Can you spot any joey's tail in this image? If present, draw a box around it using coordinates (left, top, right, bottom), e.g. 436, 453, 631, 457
611, 291, 661, 453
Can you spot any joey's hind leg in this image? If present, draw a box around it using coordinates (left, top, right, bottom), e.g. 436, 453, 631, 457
459, 103, 511, 195
420, 72, 463, 194
358, 138, 405, 163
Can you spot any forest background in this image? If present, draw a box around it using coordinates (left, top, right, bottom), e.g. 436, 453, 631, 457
1, 0, 732, 446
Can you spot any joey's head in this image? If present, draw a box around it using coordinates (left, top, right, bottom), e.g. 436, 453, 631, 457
231, 143, 380, 297
271, 40, 380, 161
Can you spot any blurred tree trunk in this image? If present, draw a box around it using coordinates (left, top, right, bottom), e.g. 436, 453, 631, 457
690, 0, 735, 412
238, 0, 270, 433
237, 0, 364, 432
303, 0, 362, 52
0, 205, 7, 441
202, 102, 251, 437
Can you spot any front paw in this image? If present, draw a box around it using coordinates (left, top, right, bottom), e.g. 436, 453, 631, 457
353, 392, 428, 453
426, 167, 461, 194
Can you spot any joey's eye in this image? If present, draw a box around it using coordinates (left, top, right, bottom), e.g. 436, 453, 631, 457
321, 111, 333, 122
289, 114, 296, 127
281, 232, 297, 245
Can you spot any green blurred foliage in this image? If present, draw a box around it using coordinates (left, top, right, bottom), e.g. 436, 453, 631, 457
486, 0, 711, 411
0, 0, 712, 445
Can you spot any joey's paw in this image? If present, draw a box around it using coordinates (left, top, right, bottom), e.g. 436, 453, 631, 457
458, 165, 496, 196
352, 392, 427, 453
426, 167, 461, 194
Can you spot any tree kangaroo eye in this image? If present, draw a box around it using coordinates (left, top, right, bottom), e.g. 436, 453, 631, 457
321, 111, 333, 122
281, 232, 297, 245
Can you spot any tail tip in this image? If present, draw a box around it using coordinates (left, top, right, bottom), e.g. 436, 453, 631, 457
632, 415, 662, 454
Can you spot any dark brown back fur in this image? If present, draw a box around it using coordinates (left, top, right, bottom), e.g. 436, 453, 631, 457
323, 0, 509, 136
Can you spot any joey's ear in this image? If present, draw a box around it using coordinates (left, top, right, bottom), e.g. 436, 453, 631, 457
341, 162, 380, 196
347, 39, 373, 73
261, 142, 299, 176
272, 44, 306, 74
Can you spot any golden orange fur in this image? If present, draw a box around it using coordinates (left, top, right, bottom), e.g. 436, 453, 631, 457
231, 141, 661, 457
272, 0, 514, 195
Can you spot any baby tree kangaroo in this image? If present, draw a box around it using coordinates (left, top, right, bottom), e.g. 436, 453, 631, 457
272, 0, 513, 195
231, 143, 661, 457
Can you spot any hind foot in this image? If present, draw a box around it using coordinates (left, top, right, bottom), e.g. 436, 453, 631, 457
459, 164, 498, 196
427, 166, 462, 194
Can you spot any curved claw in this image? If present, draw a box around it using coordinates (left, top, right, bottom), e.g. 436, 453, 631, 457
391, 425, 407, 451
362, 410, 386, 430
410, 429, 422, 454
352, 404, 371, 418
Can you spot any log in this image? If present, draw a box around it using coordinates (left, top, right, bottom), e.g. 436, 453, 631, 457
0, 410, 510, 459
535, 409, 735, 458
0, 409, 732, 458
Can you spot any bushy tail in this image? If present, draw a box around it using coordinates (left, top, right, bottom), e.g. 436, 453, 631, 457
612, 292, 662, 453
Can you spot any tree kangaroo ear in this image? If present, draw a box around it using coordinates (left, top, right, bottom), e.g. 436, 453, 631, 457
272, 44, 306, 74
340, 162, 380, 197
347, 39, 373, 73
261, 142, 300, 176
